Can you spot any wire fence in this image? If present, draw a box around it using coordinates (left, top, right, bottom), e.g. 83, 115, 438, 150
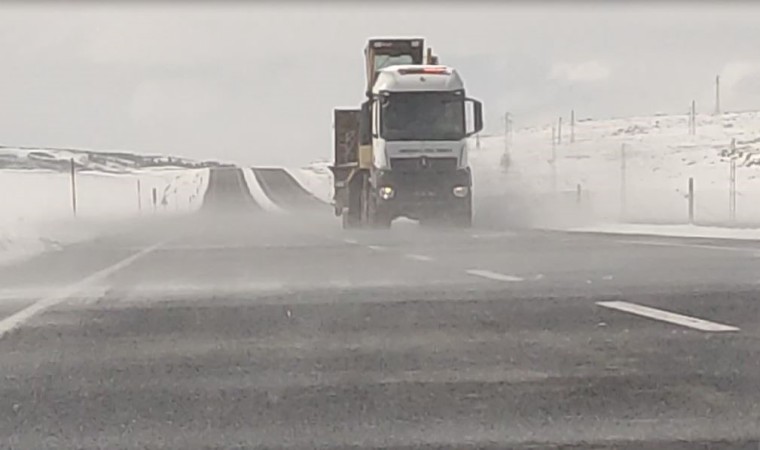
542, 147, 757, 227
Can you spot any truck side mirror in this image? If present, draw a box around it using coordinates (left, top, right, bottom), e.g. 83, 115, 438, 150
466, 99, 484, 137
474, 100, 483, 133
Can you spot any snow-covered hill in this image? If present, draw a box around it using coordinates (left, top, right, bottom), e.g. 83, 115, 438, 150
0, 146, 213, 266
0, 146, 230, 173
472, 110, 760, 227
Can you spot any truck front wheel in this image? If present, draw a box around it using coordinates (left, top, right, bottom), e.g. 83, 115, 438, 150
453, 196, 473, 228
451, 209, 472, 228
369, 196, 392, 229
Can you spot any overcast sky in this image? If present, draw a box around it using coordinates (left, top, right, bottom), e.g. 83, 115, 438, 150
0, 2, 758, 167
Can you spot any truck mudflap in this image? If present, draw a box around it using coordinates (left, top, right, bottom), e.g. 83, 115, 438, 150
371, 168, 472, 223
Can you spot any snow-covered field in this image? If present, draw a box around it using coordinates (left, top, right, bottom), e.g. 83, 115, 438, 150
0, 160, 208, 266
0, 146, 223, 173
472, 110, 760, 228
294, 110, 760, 238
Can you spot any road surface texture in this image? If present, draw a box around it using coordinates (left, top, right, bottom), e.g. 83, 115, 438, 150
202, 167, 261, 213
2, 168, 760, 449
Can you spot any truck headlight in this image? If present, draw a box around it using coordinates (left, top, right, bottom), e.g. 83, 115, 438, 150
452, 186, 469, 198
378, 186, 395, 200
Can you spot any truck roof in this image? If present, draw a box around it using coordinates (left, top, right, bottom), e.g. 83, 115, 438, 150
372, 65, 464, 93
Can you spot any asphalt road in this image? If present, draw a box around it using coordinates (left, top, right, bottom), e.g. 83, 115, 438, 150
2, 168, 760, 449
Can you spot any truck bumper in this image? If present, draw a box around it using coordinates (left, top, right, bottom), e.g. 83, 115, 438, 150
372, 168, 472, 220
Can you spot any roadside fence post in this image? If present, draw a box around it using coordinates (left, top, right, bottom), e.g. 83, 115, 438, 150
70, 158, 77, 218
137, 179, 142, 214
620, 144, 627, 220
688, 177, 695, 224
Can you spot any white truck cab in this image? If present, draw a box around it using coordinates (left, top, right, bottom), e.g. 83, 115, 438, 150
358, 64, 483, 226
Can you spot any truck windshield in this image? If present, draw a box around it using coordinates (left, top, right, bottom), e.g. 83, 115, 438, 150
380, 92, 465, 141
374, 54, 415, 72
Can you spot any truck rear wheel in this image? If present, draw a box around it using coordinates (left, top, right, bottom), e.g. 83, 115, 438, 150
342, 210, 359, 229
343, 173, 364, 229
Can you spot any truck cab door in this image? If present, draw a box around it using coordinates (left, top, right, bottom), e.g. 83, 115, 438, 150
371, 98, 388, 169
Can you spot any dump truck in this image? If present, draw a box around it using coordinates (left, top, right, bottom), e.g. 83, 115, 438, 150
331, 38, 483, 229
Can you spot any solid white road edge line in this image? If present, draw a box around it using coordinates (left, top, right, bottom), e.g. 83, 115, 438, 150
466, 269, 524, 282
616, 239, 755, 253
405, 254, 434, 262
0, 241, 166, 339
470, 231, 517, 239
241, 168, 286, 214
597, 300, 739, 332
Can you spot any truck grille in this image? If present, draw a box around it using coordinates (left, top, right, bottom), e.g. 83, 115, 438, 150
390, 157, 458, 172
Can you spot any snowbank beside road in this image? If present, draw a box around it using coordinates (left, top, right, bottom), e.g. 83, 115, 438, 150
557, 223, 760, 241
289, 162, 332, 204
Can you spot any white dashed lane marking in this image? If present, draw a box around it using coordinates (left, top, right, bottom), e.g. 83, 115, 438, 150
466, 269, 524, 282
368, 245, 387, 252
597, 300, 739, 332
405, 254, 434, 262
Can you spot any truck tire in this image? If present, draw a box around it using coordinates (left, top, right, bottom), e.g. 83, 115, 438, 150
369, 195, 392, 229
342, 210, 359, 229
452, 210, 472, 228
342, 171, 364, 229
453, 196, 473, 228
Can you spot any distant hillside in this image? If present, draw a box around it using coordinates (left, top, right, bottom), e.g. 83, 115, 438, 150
470, 109, 760, 226
0, 146, 233, 173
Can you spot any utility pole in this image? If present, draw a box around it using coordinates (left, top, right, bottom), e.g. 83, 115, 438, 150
714, 75, 721, 116
557, 117, 563, 145
504, 113, 508, 153
501, 112, 513, 171
688, 101, 697, 135
570, 109, 575, 143
504, 112, 512, 153
551, 125, 557, 192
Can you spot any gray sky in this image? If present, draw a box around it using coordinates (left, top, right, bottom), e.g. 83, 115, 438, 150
0, 2, 758, 167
